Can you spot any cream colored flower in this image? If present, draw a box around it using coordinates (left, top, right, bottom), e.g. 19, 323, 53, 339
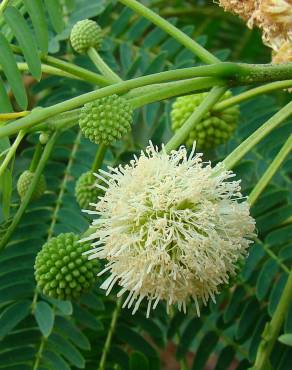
272, 40, 292, 63
216, 0, 292, 63
216, 0, 256, 20
83, 144, 255, 317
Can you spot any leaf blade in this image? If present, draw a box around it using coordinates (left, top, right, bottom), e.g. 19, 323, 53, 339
0, 33, 27, 109
4, 6, 41, 80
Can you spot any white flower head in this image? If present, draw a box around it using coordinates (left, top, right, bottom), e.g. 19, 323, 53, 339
83, 143, 255, 317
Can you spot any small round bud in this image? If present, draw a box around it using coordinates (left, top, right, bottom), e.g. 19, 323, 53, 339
75, 171, 102, 209
34, 233, 99, 300
39, 132, 50, 145
17, 170, 46, 201
79, 94, 133, 145
171, 91, 239, 150
70, 19, 103, 54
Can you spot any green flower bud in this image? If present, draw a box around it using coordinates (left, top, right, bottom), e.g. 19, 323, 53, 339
75, 171, 102, 209
34, 233, 99, 300
39, 132, 50, 145
17, 170, 46, 201
171, 91, 239, 150
79, 94, 133, 145
70, 19, 103, 54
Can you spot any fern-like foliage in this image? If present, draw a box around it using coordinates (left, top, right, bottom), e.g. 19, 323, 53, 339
0, 1, 291, 370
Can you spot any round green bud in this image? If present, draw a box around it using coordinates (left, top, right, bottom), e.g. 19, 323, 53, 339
34, 233, 99, 300
70, 19, 103, 54
75, 171, 102, 209
79, 94, 133, 145
171, 91, 240, 150
39, 132, 50, 145
17, 170, 46, 201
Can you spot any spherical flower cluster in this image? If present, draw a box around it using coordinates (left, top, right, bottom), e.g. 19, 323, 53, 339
34, 233, 99, 300
217, 0, 292, 63
75, 170, 102, 209
70, 19, 103, 54
171, 91, 239, 150
83, 144, 255, 317
17, 170, 46, 201
217, 0, 256, 20
79, 95, 133, 145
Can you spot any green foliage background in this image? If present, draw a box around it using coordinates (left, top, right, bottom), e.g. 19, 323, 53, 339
0, 1, 291, 369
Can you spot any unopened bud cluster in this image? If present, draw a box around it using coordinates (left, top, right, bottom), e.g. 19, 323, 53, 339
70, 19, 103, 54
75, 171, 102, 209
17, 170, 46, 201
171, 91, 239, 150
34, 233, 99, 300
79, 95, 133, 145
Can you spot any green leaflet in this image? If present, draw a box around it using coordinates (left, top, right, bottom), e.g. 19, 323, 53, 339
48, 332, 85, 368
55, 316, 91, 350
43, 350, 71, 370
4, 6, 41, 80
278, 334, 292, 347
130, 351, 149, 370
0, 300, 31, 339
0, 75, 13, 112
45, 0, 65, 33
22, 0, 48, 53
0, 169, 12, 220
191, 332, 218, 370
0, 32, 27, 109
34, 301, 55, 337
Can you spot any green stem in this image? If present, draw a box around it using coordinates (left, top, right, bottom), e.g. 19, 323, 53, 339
118, 0, 219, 64
254, 238, 290, 275
91, 143, 107, 172
164, 86, 227, 153
213, 80, 292, 112
0, 62, 80, 80
98, 298, 122, 370
0, 0, 10, 15
2, 62, 292, 138
29, 142, 43, 172
43, 54, 111, 86
252, 270, 292, 370
223, 101, 292, 170
129, 77, 225, 108
11, 45, 111, 86
88, 47, 122, 83
32, 78, 223, 133
33, 337, 46, 370
0, 130, 25, 178
32, 109, 80, 133
0, 132, 58, 250
47, 131, 81, 239
249, 135, 292, 206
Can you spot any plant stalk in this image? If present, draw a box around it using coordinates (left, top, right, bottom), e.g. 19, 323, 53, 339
91, 143, 107, 172
10, 44, 111, 86
252, 270, 292, 370
88, 47, 122, 83
0, 111, 30, 121
29, 142, 43, 172
213, 80, 292, 112
1, 63, 292, 138
118, 0, 219, 64
129, 77, 225, 109
0, 130, 25, 178
248, 134, 292, 206
98, 298, 122, 370
223, 100, 292, 170
0, 132, 58, 250
31, 78, 223, 133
